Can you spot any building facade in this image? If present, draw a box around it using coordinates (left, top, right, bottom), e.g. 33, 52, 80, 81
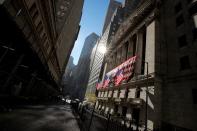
96, 0, 197, 131
0, 0, 84, 98
102, 0, 121, 34
74, 33, 99, 100
61, 56, 76, 97
85, 27, 110, 102
85, 0, 129, 102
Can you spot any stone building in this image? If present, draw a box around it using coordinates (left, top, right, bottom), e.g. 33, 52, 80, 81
85, 0, 144, 101
96, 0, 197, 131
0, 0, 84, 98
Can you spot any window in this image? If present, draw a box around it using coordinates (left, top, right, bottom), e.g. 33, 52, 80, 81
125, 41, 129, 59
141, 29, 146, 74
36, 21, 42, 30
187, 0, 192, 4
174, 2, 182, 14
122, 106, 127, 117
132, 108, 140, 124
180, 56, 191, 70
178, 35, 187, 48
29, 3, 36, 15
45, 42, 49, 50
38, 27, 43, 36
132, 35, 137, 56
32, 10, 38, 22
176, 14, 184, 27
192, 28, 197, 41
136, 88, 141, 98
115, 52, 117, 65
189, 3, 197, 16
42, 33, 47, 42
118, 48, 122, 64
192, 89, 197, 104
114, 105, 118, 114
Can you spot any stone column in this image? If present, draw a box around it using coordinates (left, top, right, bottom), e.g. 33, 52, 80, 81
135, 31, 144, 75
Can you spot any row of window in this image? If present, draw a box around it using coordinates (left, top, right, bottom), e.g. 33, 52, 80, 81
174, 1, 197, 71
107, 35, 137, 71
175, 1, 197, 46
28, 2, 51, 55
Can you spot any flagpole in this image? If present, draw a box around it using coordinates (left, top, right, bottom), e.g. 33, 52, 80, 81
144, 61, 148, 131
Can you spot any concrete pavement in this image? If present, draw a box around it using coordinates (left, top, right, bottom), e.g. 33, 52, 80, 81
0, 105, 80, 131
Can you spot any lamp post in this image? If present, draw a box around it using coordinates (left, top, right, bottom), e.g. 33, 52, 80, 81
87, 41, 106, 131
144, 61, 148, 131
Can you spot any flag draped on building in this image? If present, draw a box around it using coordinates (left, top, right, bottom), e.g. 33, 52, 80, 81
97, 56, 137, 89
96, 82, 103, 90
103, 75, 110, 88
115, 68, 124, 86
120, 55, 136, 83
113, 56, 136, 86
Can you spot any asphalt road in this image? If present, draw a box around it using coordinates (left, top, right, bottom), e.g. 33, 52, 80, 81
0, 105, 80, 131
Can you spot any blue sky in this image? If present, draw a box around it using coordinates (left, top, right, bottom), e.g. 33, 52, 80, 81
71, 0, 123, 65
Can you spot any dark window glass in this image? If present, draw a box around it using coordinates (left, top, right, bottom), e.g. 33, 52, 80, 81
187, 0, 192, 4
192, 89, 197, 104
115, 52, 117, 66
132, 108, 140, 124
11, 0, 20, 11
29, 3, 36, 14
141, 29, 146, 74
125, 41, 129, 60
122, 106, 127, 117
114, 105, 118, 113
38, 26, 43, 35
132, 35, 137, 56
178, 35, 187, 48
176, 14, 184, 27
192, 28, 197, 41
36, 21, 42, 32
175, 2, 182, 14
189, 3, 197, 16
180, 56, 191, 70
32, 11, 38, 22
136, 88, 141, 98
42, 33, 47, 42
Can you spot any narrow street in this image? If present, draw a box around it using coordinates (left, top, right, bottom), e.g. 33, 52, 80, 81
0, 105, 80, 131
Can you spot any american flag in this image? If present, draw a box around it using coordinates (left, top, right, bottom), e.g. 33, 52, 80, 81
114, 56, 136, 86
103, 75, 110, 88
96, 82, 103, 90
115, 68, 124, 86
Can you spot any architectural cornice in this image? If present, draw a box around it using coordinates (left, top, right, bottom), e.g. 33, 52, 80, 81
106, 0, 157, 59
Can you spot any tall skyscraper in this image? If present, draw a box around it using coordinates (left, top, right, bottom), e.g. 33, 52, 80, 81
102, 0, 121, 34
74, 33, 99, 100
62, 56, 75, 96
85, 27, 110, 102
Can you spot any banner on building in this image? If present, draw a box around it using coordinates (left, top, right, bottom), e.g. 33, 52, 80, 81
98, 56, 136, 89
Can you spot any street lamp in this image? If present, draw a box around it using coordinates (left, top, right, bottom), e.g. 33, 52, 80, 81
87, 42, 107, 131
